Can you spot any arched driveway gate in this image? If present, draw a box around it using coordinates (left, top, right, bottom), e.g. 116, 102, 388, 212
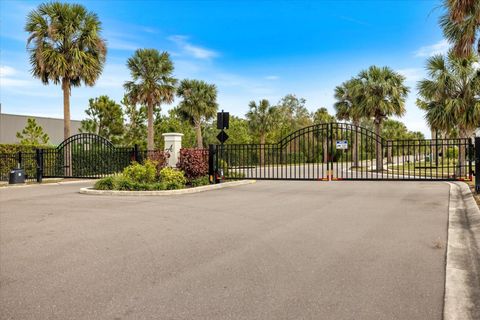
212, 123, 475, 181
41, 133, 135, 179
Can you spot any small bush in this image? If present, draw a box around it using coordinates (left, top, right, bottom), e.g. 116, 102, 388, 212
446, 147, 459, 159
159, 167, 186, 190
177, 148, 208, 181
113, 175, 135, 190
94, 176, 115, 190
227, 171, 246, 179
147, 150, 169, 173
190, 175, 210, 187
122, 160, 157, 183
218, 159, 229, 172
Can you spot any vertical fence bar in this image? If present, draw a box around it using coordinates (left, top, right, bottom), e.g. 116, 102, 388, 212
208, 144, 216, 184
475, 137, 479, 193
36, 149, 43, 183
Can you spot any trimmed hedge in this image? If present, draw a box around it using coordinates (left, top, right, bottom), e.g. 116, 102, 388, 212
0, 144, 54, 154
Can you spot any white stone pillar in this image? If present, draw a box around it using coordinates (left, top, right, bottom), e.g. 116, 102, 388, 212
162, 133, 183, 167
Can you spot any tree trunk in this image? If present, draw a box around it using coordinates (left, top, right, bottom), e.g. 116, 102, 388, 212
387, 141, 393, 164
195, 120, 203, 149
456, 129, 467, 178
352, 120, 359, 167
322, 137, 328, 164
375, 119, 383, 171
62, 79, 72, 176
260, 133, 265, 166
147, 103, 154, 150
62, 79, 71, 140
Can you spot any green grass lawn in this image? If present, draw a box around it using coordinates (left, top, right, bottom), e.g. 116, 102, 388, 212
388, 159, 470, 179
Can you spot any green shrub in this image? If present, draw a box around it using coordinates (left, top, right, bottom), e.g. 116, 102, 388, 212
446, 147, 459, 159
227, 171, 246, 179
122, 160, 157, 183
112, 175, 135, 190
218, 159, 229, 172
94, 176, 115, 190
190, 175, 210, 187
159, 167, 186, 190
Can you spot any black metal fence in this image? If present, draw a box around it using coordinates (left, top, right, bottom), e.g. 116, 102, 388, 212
0, 152, 39, 182
0, 134, 169, 182
212, 123, 476, 182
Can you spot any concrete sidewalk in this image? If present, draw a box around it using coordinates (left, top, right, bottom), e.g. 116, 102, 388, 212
0, 181, 450, 319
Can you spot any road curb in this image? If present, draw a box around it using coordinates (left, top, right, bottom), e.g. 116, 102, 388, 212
79, 180, 256, 196
444, 182, 480, 320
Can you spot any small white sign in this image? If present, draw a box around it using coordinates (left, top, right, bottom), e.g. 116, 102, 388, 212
336, 140, 348, 150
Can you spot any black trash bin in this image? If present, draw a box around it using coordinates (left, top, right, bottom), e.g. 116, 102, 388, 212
9, 169, 26, 184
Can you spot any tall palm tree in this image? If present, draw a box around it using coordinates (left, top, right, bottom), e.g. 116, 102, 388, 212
313, 107, 335, 164
25, 2, 106, 140
334, 78, 364, 166
246, 99, 277, 165
246, 99, 277, 145
417, 52, 480, 176
124, 49, 177, 150
440, 0, 480, 57
176, 79, 218, 148
355, 66, 409, 171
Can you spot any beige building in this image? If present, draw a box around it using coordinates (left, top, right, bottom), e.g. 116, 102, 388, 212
0, 113, 82, 145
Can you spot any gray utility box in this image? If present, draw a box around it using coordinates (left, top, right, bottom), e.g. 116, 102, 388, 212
9, 169, 26, 184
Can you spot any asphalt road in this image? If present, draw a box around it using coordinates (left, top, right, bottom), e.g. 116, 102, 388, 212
0, 180, 450, 320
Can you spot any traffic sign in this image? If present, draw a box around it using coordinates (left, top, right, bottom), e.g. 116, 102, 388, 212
217, 130, 229, 144
336, 140, 348, 149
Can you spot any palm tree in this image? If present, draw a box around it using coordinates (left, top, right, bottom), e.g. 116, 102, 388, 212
334, 79, 364, 166
355, 66, 409, 171
25, 2, 106, 140
246, 99, 277, 165
246, 99, 277, 144
417, 52, 480, 176
124, 49, 177, 150
440, 0, 480, 57
313, 107, 335, 164
176, 79, 218, 148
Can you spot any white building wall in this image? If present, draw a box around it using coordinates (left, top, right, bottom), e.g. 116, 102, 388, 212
0, 113, 82, 145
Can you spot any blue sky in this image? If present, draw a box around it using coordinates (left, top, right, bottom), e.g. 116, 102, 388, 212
0, 0, 450, 137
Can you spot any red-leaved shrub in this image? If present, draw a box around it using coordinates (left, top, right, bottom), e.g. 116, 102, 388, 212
177, 148, 209, 181
147, 150, 170, 173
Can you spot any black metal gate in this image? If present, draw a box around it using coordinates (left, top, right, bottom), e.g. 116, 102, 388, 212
41, 133, 134, 179
213, 123, 474, 181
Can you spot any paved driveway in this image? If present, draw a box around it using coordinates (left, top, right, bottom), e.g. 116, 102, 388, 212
0, 181, 450, 320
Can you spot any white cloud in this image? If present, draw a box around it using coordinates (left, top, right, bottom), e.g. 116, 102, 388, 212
0, 65, 31, 87
168, 35, 218, 60
106, 37, 139, 51
414, 39, 450, 57
397, 68, 425, 83
265, 75, 279, 80
0, 65, 16, 77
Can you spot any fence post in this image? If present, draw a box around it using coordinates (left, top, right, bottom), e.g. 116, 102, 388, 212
475, 136, 480, 194
36, 149, 43, 183
208, 144, 216, 184
133, 144, 139, 162
17, 151, 22, 169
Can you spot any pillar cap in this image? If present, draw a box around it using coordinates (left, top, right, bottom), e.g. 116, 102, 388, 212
162, 132, 184, 137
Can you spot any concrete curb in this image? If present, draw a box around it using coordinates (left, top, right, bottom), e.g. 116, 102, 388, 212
79, 180, 256, 196
444, 182, 480, 320
0, 179, 96, 189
